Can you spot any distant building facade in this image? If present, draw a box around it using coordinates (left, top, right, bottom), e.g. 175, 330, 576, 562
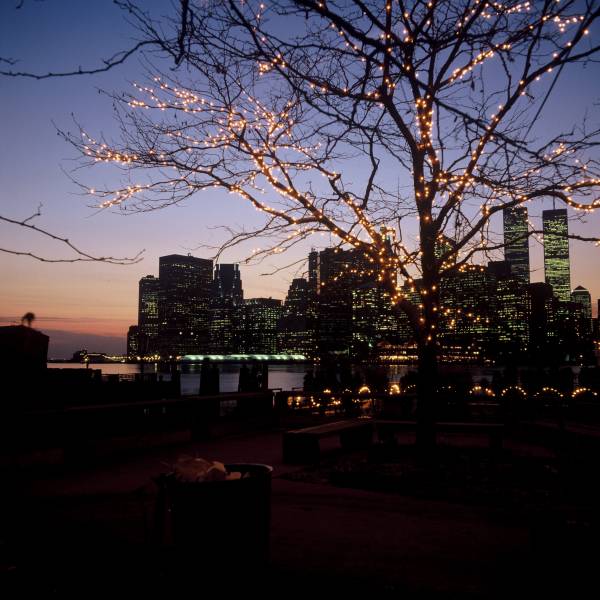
503, 206, 530, 284
209, 263, 244, 354
543, 209, 571, 302
243, 298, 283, 354
572, 285, 593, 337
158, 254, 213, 355
439, 265, 496, 360
138, 275, 160, 353
310, 247, 375, 356
278, 278, 315, 355
352, 283, 400, 358
212, 263, 243, 305
127, 325, 140, 358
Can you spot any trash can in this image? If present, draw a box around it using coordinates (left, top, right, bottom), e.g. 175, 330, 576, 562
155, 463, 273, 576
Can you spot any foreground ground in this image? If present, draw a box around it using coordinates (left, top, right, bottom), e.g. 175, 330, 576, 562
1, 426, 598, 597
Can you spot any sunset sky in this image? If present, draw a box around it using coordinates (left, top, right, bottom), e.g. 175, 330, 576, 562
1, 1, 599, 358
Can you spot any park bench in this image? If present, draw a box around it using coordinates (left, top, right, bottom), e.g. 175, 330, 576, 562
283, 419, 373, 463
375, 420, 504, 452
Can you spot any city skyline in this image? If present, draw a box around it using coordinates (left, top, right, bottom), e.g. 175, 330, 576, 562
117, 241, 597, 367
3, 231, 600, 358
1, 1, 600, 355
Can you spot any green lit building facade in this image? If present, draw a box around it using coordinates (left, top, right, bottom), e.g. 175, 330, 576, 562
543, 209, 571, 302
503, 206, 530, 284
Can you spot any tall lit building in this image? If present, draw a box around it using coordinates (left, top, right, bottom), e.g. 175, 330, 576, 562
278, 278, 315, 356
243, 298, 283, 354
351, 283, 399, 358
543, 209, 571, 302
528, 282, 559, 356
435, 235, 457, 271
572, 285, 593, 336
208, 305, 243, 354
308, 249, 319, 293
439, 265, 495, 359
209, 263, 244, 354
310, 247, 375, 355
503, 207, 530, 284
138, 275, 160, 353
492, 265, 530, 355
127, 325, 139, 358
213, 263, 243, 305
158, 254, 213, 355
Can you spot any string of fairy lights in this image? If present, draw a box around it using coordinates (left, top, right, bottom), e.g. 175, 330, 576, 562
76, 0, 600, 344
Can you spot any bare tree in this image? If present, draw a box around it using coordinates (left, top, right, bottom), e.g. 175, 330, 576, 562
61, 0, 600, 450
0, 209, 143, 264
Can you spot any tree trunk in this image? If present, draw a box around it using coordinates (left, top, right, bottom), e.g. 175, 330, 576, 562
415, 224, 441, 459
416, 336, 438, 458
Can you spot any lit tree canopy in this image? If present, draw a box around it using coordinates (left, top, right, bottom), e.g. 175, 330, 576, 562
64, 0, 600, 343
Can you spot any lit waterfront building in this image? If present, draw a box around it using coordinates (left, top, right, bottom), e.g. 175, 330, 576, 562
243, 298, 283, 354
209, 263, 244, 354
309, 247, 375, 356
492, 263, 530, 355
396, 278, 422, 345
543, 209, 571, 302
572, 285, 593, 336
158, 254, 213, 356
351, 282, 400, 358
213, 263, 243, 305
208, 305, 243, 354
439, 265, 495, 358
278, 278, 315, 356
435, 235, 457, 271
528, 282, 586, 364
528, 282, 559, 357
127, 325, 139, 358
503, 207, 530, 284
138, 275, 160, 353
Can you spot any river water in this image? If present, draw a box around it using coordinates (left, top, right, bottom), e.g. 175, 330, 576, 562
47, 362, 524, 396
47, 362, 309, 395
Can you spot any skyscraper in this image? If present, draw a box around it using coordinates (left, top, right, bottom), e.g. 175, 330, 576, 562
434, 234, 457, 271
138, 275, 160, 353
127, 325, 139, 358
543, 209, 571, 302
208, 263, 244, 353
212, 263, 243, 305
351, 282, 399, 358
158, 254, 213, 355
503, 206, 530, 284
439, 265, 495, 359
492, 267, 530, 355
572, 285, 593, 336
528, 282, 559, 356
278, 278, 315, 356
243, 298, 283, 354
311, 247, 375, 355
